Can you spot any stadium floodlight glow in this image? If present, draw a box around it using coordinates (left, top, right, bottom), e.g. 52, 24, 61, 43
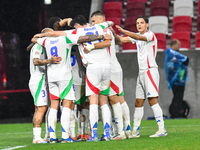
44, 0, 52, 5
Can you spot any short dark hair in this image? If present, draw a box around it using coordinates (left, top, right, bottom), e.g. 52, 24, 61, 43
48, 16, 73, 31
91, 10, 105, 18
48, 17, 61, 29
70, 15, 87, 28
136, 16, 149, 24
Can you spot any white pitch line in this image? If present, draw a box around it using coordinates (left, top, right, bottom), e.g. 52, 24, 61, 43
1, 145, 26, 150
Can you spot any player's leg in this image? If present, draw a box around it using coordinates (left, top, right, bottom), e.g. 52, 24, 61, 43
119, 95, 132, 139
48, 82, 60, 143
132, 98, 145, 138
43, 107, 50, 142
132, 75, 145, 138
99, 94, 112, 141
33, 105, 48, 143
88, 94, 99, 141
70, 102, 76, 140
29, 81, 48, 143
109, 95, 126, 140
43, 81, 51, 142
86, 64, 110, 142
74, 85, 89, 140
59, 80, 78, 143
148, 97, 167, 137
145, 68, 167, 137
80, 101, 90, 140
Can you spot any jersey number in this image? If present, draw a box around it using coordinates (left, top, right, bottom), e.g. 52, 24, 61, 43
86, 31, 101, 45
71, 55, 76, 66
41, 90, 46, 98
50, 46, 58, 57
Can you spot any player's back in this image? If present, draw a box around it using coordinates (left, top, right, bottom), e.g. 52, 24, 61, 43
76, 24, 110, 66
37, 35, 79, 82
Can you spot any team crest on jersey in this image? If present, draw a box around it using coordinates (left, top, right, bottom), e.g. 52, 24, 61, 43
50, 39, 59, 44
35, 51, 39, 55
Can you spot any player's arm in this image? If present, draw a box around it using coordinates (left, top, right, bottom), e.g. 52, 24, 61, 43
83, 39, 111, 53
108, 26, 131, 45
33, 31, 67, 39
27, 43, 35, 51
116, 25, 147, 41
33, 54, 62, 66
77, 33, 111, 43
59, 18, 72, 27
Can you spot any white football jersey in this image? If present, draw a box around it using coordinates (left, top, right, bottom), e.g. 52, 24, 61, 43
69, 22, 110, 66
37, 34, 79, 82
29, 43, 45, 84
128, 30, 158, 71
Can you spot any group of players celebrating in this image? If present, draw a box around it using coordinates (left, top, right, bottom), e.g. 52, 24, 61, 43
28, 10, 167, 144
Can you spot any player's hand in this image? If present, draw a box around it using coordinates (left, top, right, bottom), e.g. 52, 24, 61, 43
116, 25, 125, 33
108, 26, 115, 33
67, 18, 72, 26
50, 54, 62, 64
104, 33, 112, 40
83, 43, 95, 53
83, 47, 90, 54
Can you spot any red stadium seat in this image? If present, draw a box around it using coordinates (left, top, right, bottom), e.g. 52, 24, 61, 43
154, 33, 166, 51
150, 0, 169, 17
195, 31, 200, 50
105, 17, 121, 35
124, 17, 138, 33
172, 16, 192, 33
103, 2, 123, 19
126, 1, 145, 18
122, 35, 137, 51
197, 15, 200, 31
171, 32, 191, 50
128, 0, 147, 3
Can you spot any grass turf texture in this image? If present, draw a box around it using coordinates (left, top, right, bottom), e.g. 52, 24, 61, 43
0, 119, 199, 150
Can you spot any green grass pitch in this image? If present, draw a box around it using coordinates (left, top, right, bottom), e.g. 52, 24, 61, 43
0, 119, 199, 150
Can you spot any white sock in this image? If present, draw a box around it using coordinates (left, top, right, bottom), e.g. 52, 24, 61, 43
121, 102, 131, 131
77, 110, 81, 135
110, 106, 117, 135
33, 127, 41, 140
70, 111, 76, 138
133, 107, 144, 131
81, 108, 89, 134
112, 102, 124, 135
61, 107, 71, 139
89, 104, 98, 137
101, 104, 111, 137
151, 103, 165, 131
48, 108, 58, 139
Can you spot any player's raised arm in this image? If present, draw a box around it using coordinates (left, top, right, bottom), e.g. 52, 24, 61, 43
33, 54, 62, 66
116, 25, 147, 41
